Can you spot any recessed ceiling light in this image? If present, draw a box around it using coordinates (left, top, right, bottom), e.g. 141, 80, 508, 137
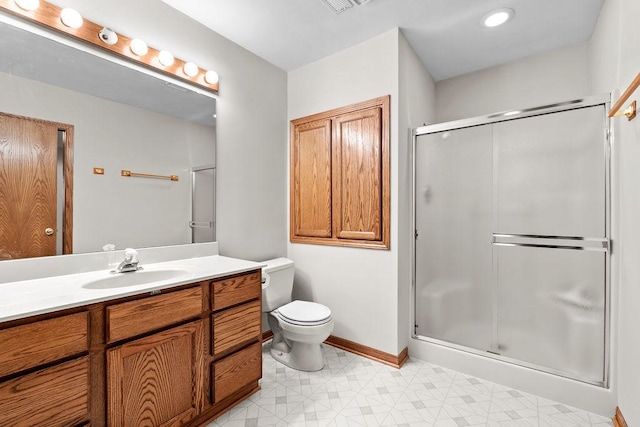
483, 8, 514, 28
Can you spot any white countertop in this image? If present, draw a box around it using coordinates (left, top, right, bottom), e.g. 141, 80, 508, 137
0, 255, 264, 323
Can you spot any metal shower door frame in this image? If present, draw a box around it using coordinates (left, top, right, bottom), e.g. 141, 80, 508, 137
410, 94, 613, 387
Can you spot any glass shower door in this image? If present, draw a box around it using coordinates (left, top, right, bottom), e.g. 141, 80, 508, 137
413, 99, 610, 385
190, 166, 216, 243
414, 125, 494, 351
492, 105, 608, 383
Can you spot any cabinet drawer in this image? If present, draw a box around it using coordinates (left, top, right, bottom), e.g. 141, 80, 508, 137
0, 312, 88, 378
0, 356, 89, 427
212, 342, 261, 403
107, 286, 203, 343
211, 270, 261, 311
212, 300, 261, 357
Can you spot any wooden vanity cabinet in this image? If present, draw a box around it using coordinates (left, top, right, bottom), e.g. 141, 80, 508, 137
0, 311, 90, 427
210, 271, 262, 404
0, 269, 263, 427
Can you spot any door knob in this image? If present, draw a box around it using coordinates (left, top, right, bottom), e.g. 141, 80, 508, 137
45, 228, 54, 236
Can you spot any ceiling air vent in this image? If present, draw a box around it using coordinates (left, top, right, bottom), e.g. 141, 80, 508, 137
320, 0, 373, 14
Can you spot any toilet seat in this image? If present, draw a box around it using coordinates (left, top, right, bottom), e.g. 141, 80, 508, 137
277, 300, 332, 326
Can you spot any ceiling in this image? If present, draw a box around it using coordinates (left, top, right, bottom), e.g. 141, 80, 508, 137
161, 0, 604, 82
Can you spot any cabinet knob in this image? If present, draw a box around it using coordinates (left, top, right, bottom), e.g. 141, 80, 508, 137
45, 228, 54, 236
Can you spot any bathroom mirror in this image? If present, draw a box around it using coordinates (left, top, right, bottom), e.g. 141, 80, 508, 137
0, 14, 217, 259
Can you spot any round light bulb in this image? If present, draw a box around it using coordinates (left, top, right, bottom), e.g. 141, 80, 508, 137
158, 50, 175, 67
483, 8, 514, 28
183, 62, 199, 77
60, 8, 83, 29
15, 0, 39, 11
129, 38, 148, 56
205, 70, 219, 85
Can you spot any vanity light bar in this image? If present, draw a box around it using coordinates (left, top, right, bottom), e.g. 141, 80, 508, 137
1, 0, 219, 93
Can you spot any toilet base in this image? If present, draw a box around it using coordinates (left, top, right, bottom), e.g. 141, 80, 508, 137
267, 313, 329, 372
269, 341, 325, 372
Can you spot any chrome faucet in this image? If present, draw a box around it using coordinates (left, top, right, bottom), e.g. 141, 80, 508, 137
114, 248, 141, 273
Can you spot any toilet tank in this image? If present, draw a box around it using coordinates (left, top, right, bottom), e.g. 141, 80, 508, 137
261, 257, 295, 312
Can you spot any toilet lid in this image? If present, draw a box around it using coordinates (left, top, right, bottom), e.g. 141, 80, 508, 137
278, 300, 332, 325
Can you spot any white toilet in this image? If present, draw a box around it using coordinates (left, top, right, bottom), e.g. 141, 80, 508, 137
261, 258, 334, 371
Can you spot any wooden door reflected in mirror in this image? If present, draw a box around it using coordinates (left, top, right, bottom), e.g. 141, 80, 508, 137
0, 112, 73, 260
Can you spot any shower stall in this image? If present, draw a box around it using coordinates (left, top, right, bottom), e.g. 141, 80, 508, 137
412, 95, 611, 386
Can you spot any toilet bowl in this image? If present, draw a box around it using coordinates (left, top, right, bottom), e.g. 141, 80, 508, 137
261, 258, 334, 371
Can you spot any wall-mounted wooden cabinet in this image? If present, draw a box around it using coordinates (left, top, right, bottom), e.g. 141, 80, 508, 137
290, 95, 390, 249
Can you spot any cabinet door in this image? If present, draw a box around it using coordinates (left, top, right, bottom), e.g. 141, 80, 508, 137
332, 106, 384, 241
107, 321, 206, 427
290, 118, 333, 238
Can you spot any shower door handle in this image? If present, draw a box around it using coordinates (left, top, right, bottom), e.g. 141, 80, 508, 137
492, 233, 609, 252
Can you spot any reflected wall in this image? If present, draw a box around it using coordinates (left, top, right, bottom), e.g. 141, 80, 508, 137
0, 71, 215, 253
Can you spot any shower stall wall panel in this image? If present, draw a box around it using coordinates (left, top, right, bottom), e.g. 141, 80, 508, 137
413, 97, 610, 386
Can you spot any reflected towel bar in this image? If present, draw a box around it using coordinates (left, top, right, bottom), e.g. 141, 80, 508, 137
121, 170, 178, 181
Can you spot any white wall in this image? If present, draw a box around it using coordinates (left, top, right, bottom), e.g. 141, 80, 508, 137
397, 32, 436, 352
288, 29, 401, 355
589, 0, 640, 423
435, 42, 591, 122
0, 72, 212, 253
46, 0, 289, 261
287, 28, 434, 356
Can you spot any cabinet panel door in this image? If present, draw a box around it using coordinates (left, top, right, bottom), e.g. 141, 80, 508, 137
332, 107, 383, 241
291, 118, 333, 238
107, 321, 205, 427
0, 356, 89, 427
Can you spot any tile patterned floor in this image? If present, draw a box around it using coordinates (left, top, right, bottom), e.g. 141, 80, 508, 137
209, 343, 613, 427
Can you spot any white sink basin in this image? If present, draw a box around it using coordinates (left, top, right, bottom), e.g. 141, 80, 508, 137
82, 268, 192, 289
